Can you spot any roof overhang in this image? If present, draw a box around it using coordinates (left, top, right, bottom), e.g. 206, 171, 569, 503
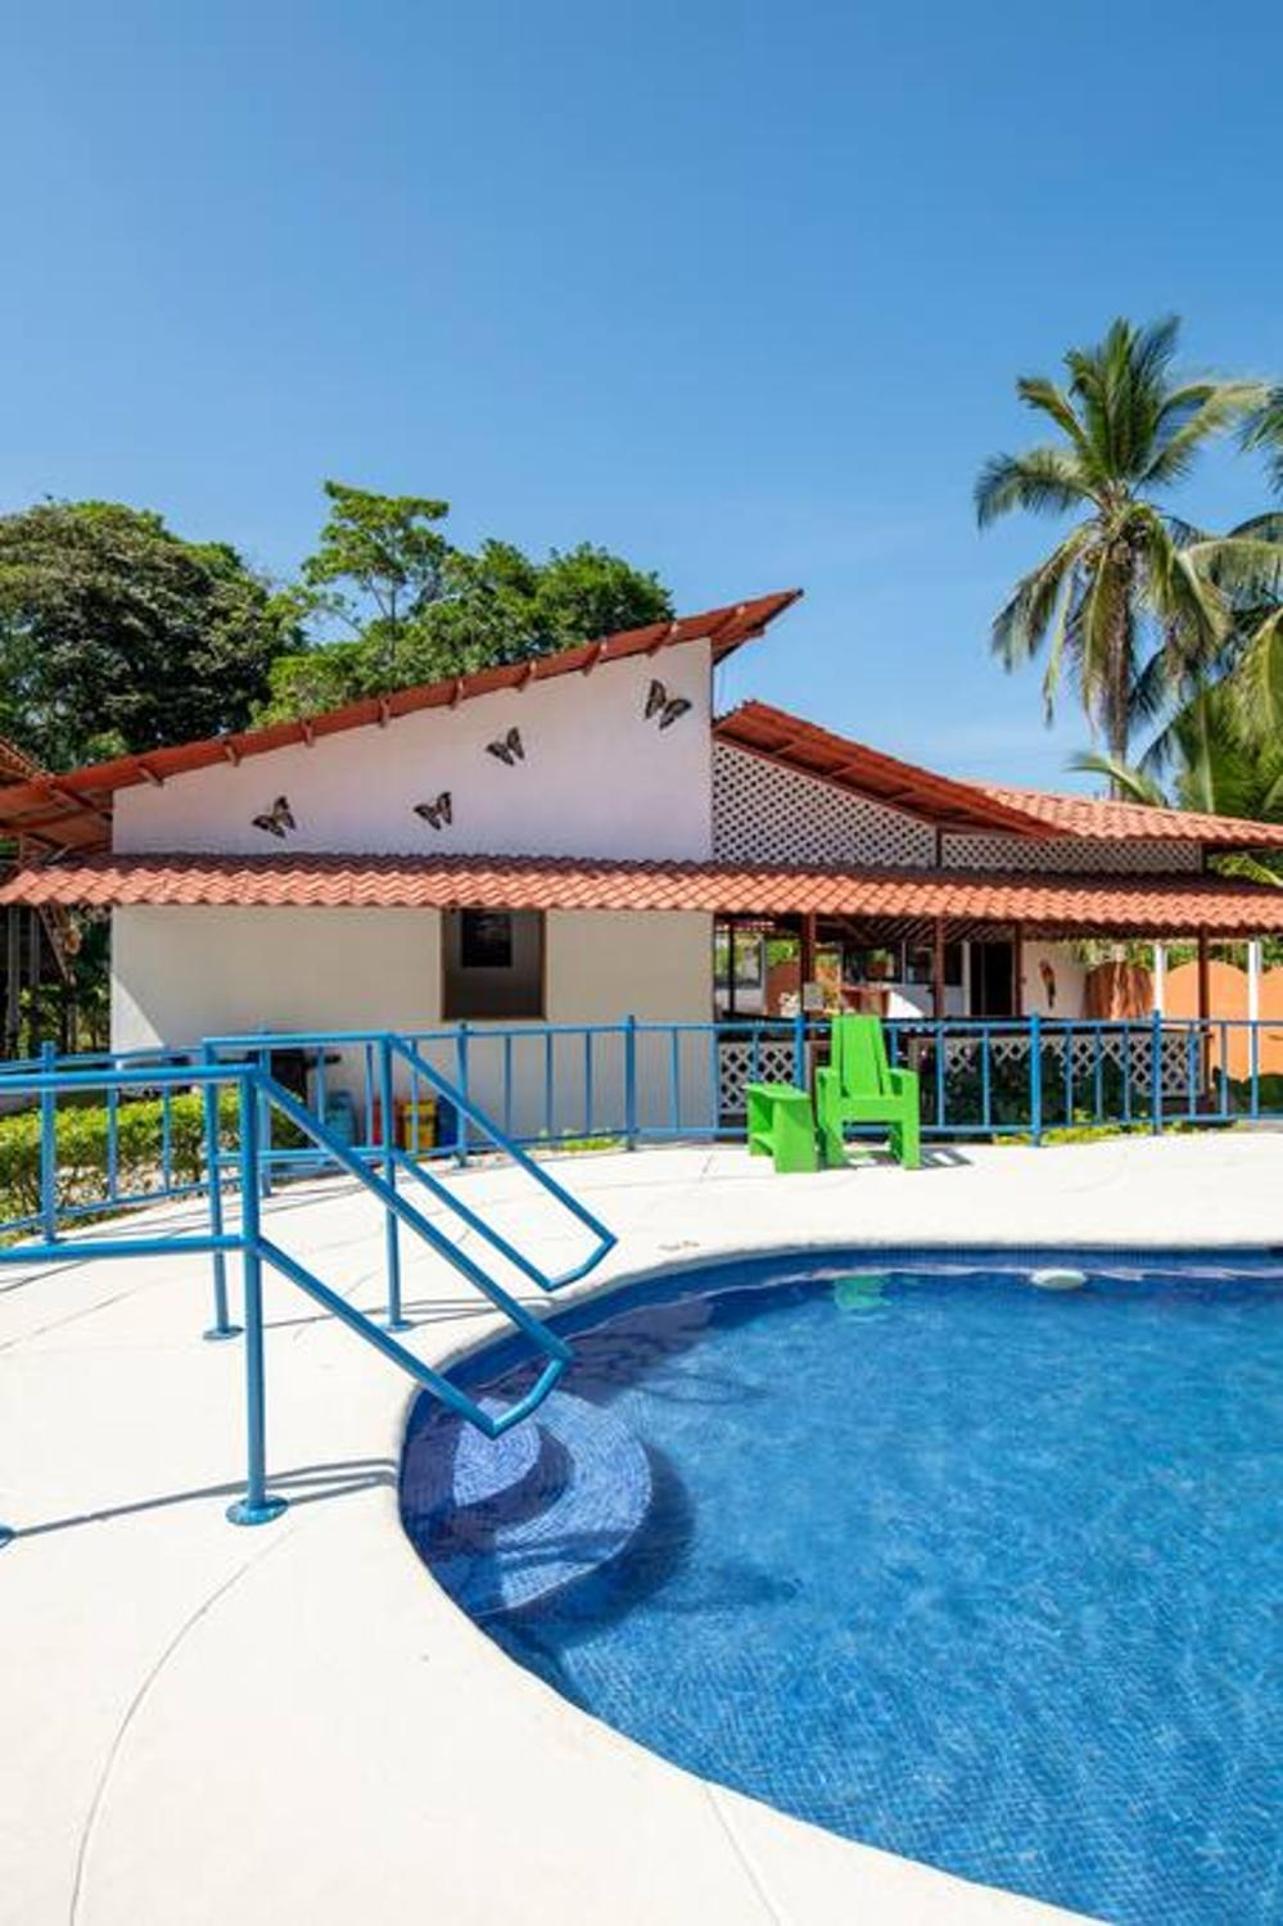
7, 853, 1283, 938
714, 702, 1056, 838
716, 699, 1283, 855
0, 590, 802, 856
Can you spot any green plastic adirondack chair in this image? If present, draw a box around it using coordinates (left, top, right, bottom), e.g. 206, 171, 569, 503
815, 1015, 921, 1169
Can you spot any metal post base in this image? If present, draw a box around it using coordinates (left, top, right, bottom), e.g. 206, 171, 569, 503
384, 1315, 412, 1333
226, 1495, 288, 1527
203, 1323, 243, 1343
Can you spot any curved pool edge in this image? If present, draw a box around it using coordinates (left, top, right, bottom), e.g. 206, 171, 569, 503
393, 1233, 1134, 1924
22, 1134, 1278, 1924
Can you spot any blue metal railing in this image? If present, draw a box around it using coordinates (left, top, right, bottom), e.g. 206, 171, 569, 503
0, 1051, 615, 1537
4, 1014, 1282, 1185
191, 1013, 1277, 1150
1, 1015, 1276, 1281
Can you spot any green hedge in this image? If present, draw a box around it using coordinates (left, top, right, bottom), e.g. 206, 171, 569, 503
0, 1090, 239, 1227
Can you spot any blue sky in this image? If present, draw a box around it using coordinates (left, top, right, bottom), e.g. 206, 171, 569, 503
2, 1, 1280, 785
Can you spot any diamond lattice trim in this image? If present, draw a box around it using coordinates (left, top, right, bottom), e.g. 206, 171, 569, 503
941, 833, 1203, 875
956, 1029, 1193, 1098
717, 1037, 798, 1116
713, 744, 936, 867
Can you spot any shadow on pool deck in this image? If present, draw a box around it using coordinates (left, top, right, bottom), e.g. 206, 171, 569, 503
7, 1455, 396, 1541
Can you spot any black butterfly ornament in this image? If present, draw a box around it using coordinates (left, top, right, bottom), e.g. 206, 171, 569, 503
644, 680, 691, 731
486, 727, 524, 766
413, 792, 453, 831
252, 795, 296, 839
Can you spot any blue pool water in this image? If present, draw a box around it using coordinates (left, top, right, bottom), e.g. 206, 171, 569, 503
402, 1250, 1283, 1923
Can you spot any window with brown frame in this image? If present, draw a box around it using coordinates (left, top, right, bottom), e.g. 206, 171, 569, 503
442, 909, 545, 1019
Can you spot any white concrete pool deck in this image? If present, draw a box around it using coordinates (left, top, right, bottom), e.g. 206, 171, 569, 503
4, 1130, 1280, 1926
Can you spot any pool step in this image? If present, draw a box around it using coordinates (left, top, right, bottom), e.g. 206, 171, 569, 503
402, 1392, 652, 1620
402, 1402, 544, 1524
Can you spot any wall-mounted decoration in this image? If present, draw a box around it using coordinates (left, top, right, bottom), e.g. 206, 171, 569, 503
252, 796, 296, 839
486, 727, 524, 766
413, 791, 453, 831
644, 679, 692, 731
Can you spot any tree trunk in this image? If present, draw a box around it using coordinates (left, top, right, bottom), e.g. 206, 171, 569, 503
1105, 554, 1133, 794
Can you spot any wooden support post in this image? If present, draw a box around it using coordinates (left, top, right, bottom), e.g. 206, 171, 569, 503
800, 912, 816, 1004
932, 917, 947, 1020
27, 909, 41, 1055
726, 916, 738, 1019
3, 907, 19, 1054
1012, 924, 1025, 1018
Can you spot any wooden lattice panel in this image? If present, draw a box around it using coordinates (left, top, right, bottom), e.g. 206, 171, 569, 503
941, 833, 1204, 875
713, 744, 936, 867
982, 1028, 1192, 1098
717, 1036, 799, 1117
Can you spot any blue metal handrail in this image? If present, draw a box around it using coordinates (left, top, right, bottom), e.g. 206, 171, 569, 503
387, 1034, 616, 1287
0, 1058, 596, 1538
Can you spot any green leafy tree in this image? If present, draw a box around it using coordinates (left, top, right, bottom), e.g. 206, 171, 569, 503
976, 316, 1269, 776
0, 501, 298, 768
292, 481, 453, 675
263, 485, 672, 718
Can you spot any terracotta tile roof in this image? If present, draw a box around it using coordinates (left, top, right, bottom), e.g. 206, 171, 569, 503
717, 700, 1283, 850
713, 702, 1052, 836
975, 782, 1283, 847
6, 852, 1283, 936
0, 590, 802, 854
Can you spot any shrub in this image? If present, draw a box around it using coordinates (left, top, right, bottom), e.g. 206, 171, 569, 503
0, 1089, 239, 1228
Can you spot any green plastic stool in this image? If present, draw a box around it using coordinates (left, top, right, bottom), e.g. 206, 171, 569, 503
745, 1082, 820, 1173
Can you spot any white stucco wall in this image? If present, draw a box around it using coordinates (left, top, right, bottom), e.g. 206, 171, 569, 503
111, 907, 445, 1049
111, 906, 715, 1138
113, 645, 713, 860
545, 912, 710, 1022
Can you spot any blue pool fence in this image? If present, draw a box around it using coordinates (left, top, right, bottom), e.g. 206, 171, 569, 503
0, 1014, 1278, 1243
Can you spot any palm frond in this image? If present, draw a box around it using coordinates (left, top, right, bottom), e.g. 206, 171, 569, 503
1073, 537, 1133, 750
1184, 535, 1283, 605
1213, 851, 1283, 886
989, 524, 1090, 670
1244, 387, 1283, 497
1229, 604, 1283, 743
1144, 379, 1272, 487
1070, 747, 1166, 806
974, 449, 1093, 527
1014, 377, 1096, 469
1225, 510, 1283, 543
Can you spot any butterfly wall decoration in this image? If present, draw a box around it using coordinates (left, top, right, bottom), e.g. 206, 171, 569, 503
252, 796, 296, 839
413, 792, 453, 831
644, 680, 692, 731
486, 727, 524, 766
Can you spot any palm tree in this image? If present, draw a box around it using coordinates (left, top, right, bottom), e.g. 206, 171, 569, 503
1228, 394, 1283, 736
976, 316, 1269, 780
1075, 681, 1283, 882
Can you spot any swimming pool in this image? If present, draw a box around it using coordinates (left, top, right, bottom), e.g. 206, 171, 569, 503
401, 1249, 1283, 1923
